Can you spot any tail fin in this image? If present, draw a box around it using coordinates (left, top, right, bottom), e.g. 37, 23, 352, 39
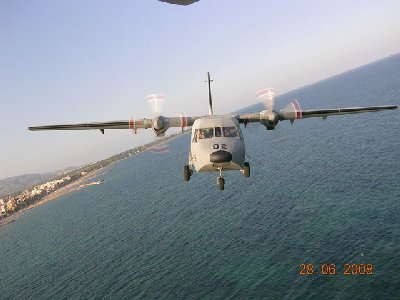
207, 72, 214, 115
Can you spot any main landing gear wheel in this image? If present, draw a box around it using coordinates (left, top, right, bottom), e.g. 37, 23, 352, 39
184, 165, 191, 181
218, 177, 225, 190
243, 162, 250, 177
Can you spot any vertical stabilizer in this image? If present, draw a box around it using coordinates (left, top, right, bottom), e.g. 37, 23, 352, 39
207, 72, 214, 115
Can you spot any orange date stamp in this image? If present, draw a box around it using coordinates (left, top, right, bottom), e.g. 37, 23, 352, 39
299, 263, 373, 275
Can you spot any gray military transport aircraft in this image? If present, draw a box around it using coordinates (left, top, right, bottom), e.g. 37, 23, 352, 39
29, 73, 397, 190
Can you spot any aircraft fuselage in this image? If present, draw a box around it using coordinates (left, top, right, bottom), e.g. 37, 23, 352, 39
189, 115, 245, 172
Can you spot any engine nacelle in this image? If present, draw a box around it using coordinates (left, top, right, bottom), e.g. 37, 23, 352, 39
260, 110, 278, 130
152, 115, 169, 136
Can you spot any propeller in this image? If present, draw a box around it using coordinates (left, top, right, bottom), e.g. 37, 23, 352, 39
241, 89, 298, 147
254, 88, 303, 129
256, 88, 278, 129
146, 94, 169, 136
257, 88, 275, 112
147, 93, 165, 115
279, 99, 302, 123
144, 94, 169, 153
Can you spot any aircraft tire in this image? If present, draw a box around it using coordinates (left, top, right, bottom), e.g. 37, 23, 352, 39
218, 177, 225, 190
243, 162, 250, 177
184, 165, 191, 181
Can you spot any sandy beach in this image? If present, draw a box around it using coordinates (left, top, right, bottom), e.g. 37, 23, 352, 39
0, 167, 107, 226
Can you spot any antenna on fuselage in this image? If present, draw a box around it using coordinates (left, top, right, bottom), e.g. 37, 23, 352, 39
206, 72, 214, 115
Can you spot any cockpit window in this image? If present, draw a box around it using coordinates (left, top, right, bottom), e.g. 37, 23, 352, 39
222, 126, 238, 138
194, 126, 241, 141
197, 127, 214, 139
192, 129, 198, 142
215, 127, 222, 137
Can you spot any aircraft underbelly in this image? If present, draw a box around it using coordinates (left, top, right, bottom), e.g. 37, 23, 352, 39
197, 162, 242, 172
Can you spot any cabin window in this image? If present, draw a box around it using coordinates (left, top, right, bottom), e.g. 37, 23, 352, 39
222, 126, 238, 138
215, 127, 222, 137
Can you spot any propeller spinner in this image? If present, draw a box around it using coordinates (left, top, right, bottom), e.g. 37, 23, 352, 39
147, 94, 169, 136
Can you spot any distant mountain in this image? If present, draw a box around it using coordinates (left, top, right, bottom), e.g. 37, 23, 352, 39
0, 133, 182, 199
0, 167, 79, 198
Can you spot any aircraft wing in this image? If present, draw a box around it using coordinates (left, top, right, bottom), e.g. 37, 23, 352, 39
277, 104, 398, 121
237, 104, 397, 125
28, 116, 200, 134
29, 120, 147, 131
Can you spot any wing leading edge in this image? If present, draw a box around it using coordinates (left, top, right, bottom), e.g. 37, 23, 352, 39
28, 120, 151, 131
279, 105, 398, 120
237, 104, 397, 124
28, 116, 200, 134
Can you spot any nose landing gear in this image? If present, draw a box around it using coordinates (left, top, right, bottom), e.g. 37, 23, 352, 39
185, 163, 250, 190
217, 167, 225, 190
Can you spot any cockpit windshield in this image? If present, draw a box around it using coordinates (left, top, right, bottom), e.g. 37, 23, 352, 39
222, 126, 238, 137
195, 127, 214, 141
193, 126, 241, 142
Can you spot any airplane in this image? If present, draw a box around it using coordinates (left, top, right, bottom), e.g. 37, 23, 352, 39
159, 0, 199, 5
29, 73, 398, 190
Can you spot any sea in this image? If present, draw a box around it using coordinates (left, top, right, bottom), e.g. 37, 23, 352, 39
1, 54, 399, 299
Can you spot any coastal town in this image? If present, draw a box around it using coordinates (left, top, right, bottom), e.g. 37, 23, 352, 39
0, 133, 181, 224
0, 174, 72, 218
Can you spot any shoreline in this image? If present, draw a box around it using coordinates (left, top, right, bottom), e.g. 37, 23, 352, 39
0, 130, 189, 227
0, 131, 187, 227
0, 168, 106, 227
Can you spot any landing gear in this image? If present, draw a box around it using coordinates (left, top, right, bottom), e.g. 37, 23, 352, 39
217, 167, 225, 190
243, 162, 250, 177
218, 177, 225, 190
184, 165, 192, 181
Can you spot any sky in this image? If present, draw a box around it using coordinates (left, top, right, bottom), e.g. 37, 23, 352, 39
1, 0, 399, 180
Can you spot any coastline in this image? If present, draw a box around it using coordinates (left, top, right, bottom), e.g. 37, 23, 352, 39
0, 131, 188, 227
0, 168, 106, 227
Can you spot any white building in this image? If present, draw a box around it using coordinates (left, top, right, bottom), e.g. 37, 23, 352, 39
1, 204, 6, 215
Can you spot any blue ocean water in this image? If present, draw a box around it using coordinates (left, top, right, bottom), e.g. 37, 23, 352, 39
1, 54, 399, 299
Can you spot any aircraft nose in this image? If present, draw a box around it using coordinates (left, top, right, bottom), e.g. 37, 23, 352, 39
210, 150, 232, 163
